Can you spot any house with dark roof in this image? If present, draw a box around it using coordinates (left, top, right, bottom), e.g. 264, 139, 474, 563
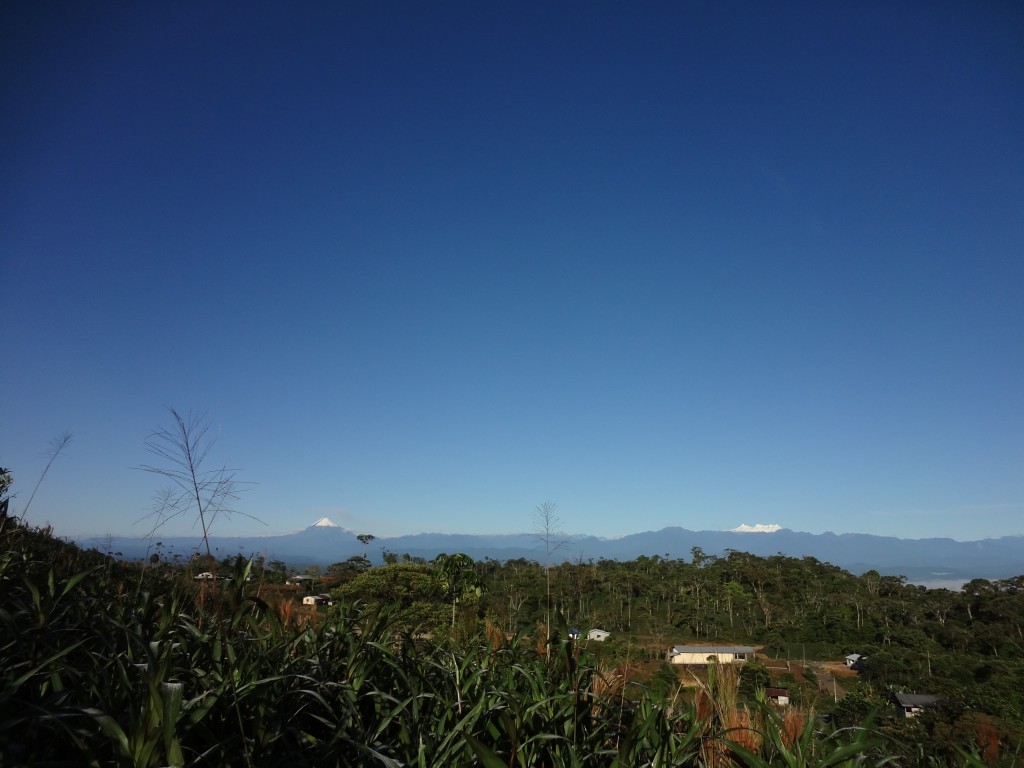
894, 693, 938, 718
764, 687, 790, 706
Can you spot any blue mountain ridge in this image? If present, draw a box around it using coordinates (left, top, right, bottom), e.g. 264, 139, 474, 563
77, 524, 1024, 584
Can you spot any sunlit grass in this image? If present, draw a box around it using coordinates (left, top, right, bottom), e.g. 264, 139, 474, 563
2, 517, 902, 767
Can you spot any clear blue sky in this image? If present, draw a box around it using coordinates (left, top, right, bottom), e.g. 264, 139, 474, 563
3, 2, 1022, 543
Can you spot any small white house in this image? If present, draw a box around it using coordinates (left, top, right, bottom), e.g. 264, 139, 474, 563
302, 594, 333, 607
587, 629, 610, 642
667, 645, 755, 665
194, 572, 215, 581
765, 687, 790, 706
845, 653, 864, 669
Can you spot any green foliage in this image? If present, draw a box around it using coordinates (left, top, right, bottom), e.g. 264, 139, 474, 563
432, 552, 483, 628
331, 562, 449, 632
4, 517, 1023, 766
725, 704, 882, 768
326, 555, 370, 582
646, 662, 683, 700
831, 688, 886, 729
739, 661, 772, 699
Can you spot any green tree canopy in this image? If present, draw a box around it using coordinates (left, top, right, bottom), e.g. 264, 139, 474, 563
332, 564, 447, 631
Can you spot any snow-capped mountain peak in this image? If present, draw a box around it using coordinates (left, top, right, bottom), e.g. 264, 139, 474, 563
312, 517, 340, 528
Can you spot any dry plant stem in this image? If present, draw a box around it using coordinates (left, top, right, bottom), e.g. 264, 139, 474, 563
531, 501, 567, 658
136, 408, 261, 557
19, 431, 72, 520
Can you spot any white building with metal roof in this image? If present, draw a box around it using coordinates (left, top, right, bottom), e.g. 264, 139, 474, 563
667, 645, 755, 665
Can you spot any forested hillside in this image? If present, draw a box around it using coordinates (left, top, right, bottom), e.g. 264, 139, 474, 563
467, 549, 1024, 714
4, 512, 1022, 766
337, 548, 1024, 720
328, 546, 1024, 762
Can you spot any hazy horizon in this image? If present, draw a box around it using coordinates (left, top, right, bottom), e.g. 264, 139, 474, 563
67, 518, 1022, 546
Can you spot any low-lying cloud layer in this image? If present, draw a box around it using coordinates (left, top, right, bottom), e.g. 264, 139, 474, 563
730, 523, 782, 533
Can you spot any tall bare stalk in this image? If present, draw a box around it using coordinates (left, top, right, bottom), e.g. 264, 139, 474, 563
137, 408, 258, 557
18, 431, 73, 521
531, 501, 568, 658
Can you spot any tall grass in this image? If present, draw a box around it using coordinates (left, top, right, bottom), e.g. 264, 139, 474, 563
2, 518, 892, 767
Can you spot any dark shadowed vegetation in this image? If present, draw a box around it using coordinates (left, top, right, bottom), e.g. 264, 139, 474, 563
2, 506, 1021, 765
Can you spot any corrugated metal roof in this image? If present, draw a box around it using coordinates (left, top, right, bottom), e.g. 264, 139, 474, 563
895, 693, 938, 708
669, 645, 755, 654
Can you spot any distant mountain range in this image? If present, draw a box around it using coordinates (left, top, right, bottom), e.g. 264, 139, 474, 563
79, 517, 1024, 586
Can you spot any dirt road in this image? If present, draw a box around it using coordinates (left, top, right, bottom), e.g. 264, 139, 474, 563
807, 661, 848, 700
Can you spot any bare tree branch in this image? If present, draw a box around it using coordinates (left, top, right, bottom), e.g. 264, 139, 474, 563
135, 408, 260, 556
531, 501, 569, 657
